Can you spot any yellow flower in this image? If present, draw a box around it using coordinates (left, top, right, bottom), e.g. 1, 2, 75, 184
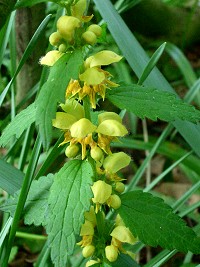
39, 50, 64, 66
111, 226, 137, 245
103, 152, 131, 174
71, 0, 87, 20
66, 50, 122, 108
77, 220, 95, 247
91, 180, 112, 204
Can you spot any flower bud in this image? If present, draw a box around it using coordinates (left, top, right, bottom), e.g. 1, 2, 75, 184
65, 144, 79, 158
107, 194, 121, 209
58, 43, 68, 53
96, 119, 128, 136
57, 15, 81, 41
105, 245, 118, 262
70, 118, 97, 138
49, 31, 62, 47
115, 182, 125, 193
103, 152, 131, 174
91, 180, 112, 204
82, 31, 97, 45
111, 226, 137, 245
90, 146, 104, 162
82, 244, 95, 258
87, 24, 102, 37
39, 50, 63, 66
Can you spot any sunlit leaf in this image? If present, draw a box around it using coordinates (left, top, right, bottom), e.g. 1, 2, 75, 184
46, 159, 93, 267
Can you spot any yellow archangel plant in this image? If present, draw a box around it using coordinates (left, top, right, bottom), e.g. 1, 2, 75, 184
41, 0, 138, 264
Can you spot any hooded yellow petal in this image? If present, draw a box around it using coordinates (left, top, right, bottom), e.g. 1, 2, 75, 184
52, 112, 77, 129
70, 118, 97, 138
60, 99, 85, 120
103, 152, 131, 173
91, 180, 112, 204
87, 50, 122, 68
110, 226, 137, 245
80, 220, 94, 236
39, 50, 64, 66
79, 67, 105, 85
71, 0, 87, 20
96, 120, 128, 136
98, 112, 122, 124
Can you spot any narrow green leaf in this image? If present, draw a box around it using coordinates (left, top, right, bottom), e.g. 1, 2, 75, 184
119, 191, 200, 254
36, 50, 83, 149
0, 0, 17, 30
0, 174, 54, 226
0, 14, 51, 106
0, 159, 23, 194
138, 42, 166, 85
0, 103, 36, 147
93, 0, 200, 157
107, 85, 200, 122
0, 12, 15, 67
166, 42, 197, 87
46, 159, 93, 267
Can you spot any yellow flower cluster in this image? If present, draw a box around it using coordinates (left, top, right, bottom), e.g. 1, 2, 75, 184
52, 99, 128, 161
78, 208, 138, 265
66, 50, 122, 108
40, 0, 103, 67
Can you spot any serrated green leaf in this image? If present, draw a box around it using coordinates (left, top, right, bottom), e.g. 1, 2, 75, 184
107, 85, 200, 122
36, 50, 83, 149
46, 159, 93, 267
0, 159, 23, 194
0, 174, 54, 226
119, 191, 200, 254
0, 103, 36, 147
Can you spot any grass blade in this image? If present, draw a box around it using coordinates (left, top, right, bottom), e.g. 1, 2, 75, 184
0, 159, 23, 194
0, 14, 52, 106
138, 42, 166, 85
